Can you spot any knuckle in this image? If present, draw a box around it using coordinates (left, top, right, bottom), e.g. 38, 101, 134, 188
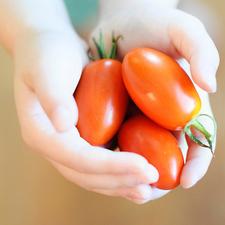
125, 175, 142, 187
129, 155, 148, 173
172, 11, 206, 32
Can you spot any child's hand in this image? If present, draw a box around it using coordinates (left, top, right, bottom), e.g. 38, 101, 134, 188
13, 29, 159, 204
91, 2, 219, 92
91, 1, 219, 201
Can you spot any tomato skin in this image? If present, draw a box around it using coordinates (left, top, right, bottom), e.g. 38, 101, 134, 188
118, 115, 184, 190
74, 59, 128, 146
122, 48, 201, 130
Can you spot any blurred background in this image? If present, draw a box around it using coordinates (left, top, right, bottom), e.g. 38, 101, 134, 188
0, 0, 224, 225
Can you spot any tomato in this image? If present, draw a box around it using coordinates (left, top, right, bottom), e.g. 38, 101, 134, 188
122, 48, 201, 130
75, 59, 128, 145
118, 115, 184, 190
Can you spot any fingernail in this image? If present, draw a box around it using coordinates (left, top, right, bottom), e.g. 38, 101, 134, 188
52, 106, 75, 132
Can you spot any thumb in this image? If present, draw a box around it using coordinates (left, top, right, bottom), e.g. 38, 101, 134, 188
169, 11, 220, 93
32, 54, 83, 132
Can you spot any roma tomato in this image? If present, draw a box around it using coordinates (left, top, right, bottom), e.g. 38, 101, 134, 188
75, 59, 128, 146
118, 115, 184, 190
122, 48, 201, 130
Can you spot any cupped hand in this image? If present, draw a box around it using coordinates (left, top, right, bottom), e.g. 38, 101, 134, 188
13, 29, 159, 204
90, 3, 219, 201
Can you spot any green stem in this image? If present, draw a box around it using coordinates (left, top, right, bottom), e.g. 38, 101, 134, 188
91, 31, 122, 60
108, 34, 123, 59
92, 36, 104, 59
184, 114, 217, 156
99, 32, 107, 58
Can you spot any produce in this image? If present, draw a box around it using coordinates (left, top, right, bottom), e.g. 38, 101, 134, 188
118, 115, 184, 190
75, 34, 128, 145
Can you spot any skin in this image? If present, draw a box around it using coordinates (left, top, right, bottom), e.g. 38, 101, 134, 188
118, 115, 184, 190
75, 59, 128, 145
0, 0, 220, 204
0, 0, 159, 205
122, 48, 201, 130
91, 0, 219, 202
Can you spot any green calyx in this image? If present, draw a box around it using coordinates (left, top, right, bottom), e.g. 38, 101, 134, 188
184, 114, 217, 156
90, 31, 122, 60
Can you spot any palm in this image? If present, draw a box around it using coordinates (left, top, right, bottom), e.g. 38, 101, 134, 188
90, 5, 218, 200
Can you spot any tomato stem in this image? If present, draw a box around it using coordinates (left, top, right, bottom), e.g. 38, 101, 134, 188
109, 33, 123, 59
91, 31, 122, 60
184, 114, 217, 156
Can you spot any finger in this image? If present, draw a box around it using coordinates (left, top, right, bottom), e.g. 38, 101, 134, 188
93, 186, 171, 204
173, 130, 188, 161
180, 142, 214, 189
180, 93, 215, 188
150, 187, 171, 201
28, 36, 85, 132
15, 78, 159, 180
50, 160, 158, 190
89, 7, 173, 59
169, 10, 220, 92
33, 60, 81, 132
93, 184, 153, 204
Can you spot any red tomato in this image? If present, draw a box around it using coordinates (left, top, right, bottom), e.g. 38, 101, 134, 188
118, 115, 184, 190
122, 48, 201, 130
75, 59, 128, 145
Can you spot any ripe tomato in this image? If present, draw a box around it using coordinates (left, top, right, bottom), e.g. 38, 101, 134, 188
75, 59, 128, 145
122, 48, 201, 130
118, 115, 184, 190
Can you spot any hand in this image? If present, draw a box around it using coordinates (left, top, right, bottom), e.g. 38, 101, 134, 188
13, 28, 159, 204
90, 3, 219, 201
